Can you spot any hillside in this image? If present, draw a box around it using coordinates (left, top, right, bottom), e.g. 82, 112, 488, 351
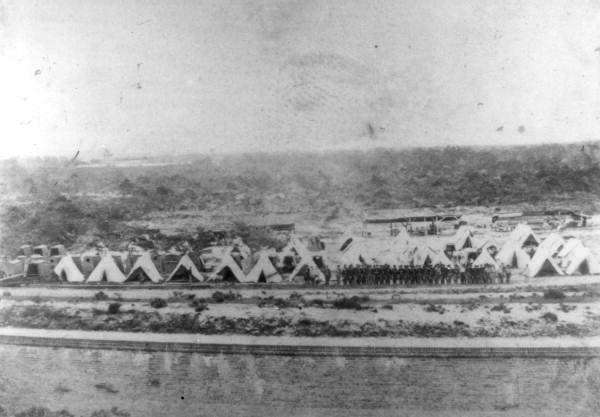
1, 141, 599, 253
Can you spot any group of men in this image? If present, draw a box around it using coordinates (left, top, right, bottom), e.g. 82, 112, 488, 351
336, 262, 509, 286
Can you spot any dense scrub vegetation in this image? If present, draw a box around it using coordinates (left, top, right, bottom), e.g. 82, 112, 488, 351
0, 142, 599, 254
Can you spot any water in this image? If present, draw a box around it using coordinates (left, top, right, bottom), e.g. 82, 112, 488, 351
0, 345, 599, 416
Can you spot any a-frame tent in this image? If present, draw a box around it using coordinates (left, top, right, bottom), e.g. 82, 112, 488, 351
54, 255, 85, 282
472, 250, 500, 270
246, 252, 282, 283
87, 254, 127, 283
538, 233, 565, 257
510, 224, 540, 247
527, 248, 564, 278
558, 238, 584, 259
125, 253, 163, 283
288, 255, 325, 284
166, 254, 204, 282
562, 246, 600, 275
208, 253, 248, 283
454, 226, 474, 250
496, 242, 530, 269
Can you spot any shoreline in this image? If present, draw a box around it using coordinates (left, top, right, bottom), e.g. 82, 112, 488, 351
1, 327, 600, 357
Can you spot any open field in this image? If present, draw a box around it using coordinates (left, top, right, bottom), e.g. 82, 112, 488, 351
3, 278, 600, 338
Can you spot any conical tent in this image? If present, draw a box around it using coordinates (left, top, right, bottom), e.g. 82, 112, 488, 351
54, 255, 85, 282
562, 246, 600, 275
496, 242, 530, 269
208, 253, 247, 283
510, 224, 540, 247
527, 248, 564, 277
87, 255, 127, 283
166, 254, 204, 282
125, 253, 163, 283
472, 250, 500, 270
246, 253, 282, 283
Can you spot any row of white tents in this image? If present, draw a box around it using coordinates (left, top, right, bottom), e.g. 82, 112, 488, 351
338, 224, 600, 278
51, 238, 327, 284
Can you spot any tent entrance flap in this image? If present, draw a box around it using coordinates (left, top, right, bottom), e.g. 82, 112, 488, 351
169, 266, 195, 282
127, 268, 152, 282
218, 266, 239, 283
539, 259, 560, 276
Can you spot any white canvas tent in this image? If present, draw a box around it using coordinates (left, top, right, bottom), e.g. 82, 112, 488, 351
558, 239, 585, 259
538, 233, 565, 257
411, 247, 453, 267
562, 246, 600, 275
125, 253, 163, 283
496, 242, 530, 269
289, 257, 325, 284
208, 253, 248, 283
246, 252, 282, 283
87, 254, 127, 283
527, 248, 564, 277
472, 250, 500, 270
510, 224, 540, 247
166, 254, 204, 282
53, 255, 85, 282
454, 226, 474, 250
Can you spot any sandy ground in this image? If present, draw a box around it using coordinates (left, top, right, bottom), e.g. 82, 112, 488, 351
6, 274, 600, 301
1, 326, 600, 348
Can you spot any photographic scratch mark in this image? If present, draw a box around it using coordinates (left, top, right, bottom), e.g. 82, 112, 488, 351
20, 120, 31, 126
71, 150, 80, 164
137, 19, 152, 26
496, 126, 503, 132
518, 125, 526, 134
34, 69, 41, 76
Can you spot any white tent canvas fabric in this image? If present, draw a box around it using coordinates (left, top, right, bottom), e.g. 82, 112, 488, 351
454, 227, 474, 250
166, 254, 204, 282
125, 253, 163, 283
562, 246, 600, 275
53, 255, 85, 282
208, 254, 248, 282
527, 248, 564, 278
87, 255, 127, 283
472, 250, 500, 270
510, 224, 540, 247
496, 242, 530, 269
538, 233, 565, 256
246, 253, 282, 283
558, 239, 585, 259
289, 255, 325, 283
411, 247, 452, 267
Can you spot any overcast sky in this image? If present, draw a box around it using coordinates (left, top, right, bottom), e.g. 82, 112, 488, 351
2, 0, 600, 158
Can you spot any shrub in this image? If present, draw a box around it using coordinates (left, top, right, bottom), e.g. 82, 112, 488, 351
424, 304, 446, 314
382, 304, 393, 310
2, 291, 11, 298
543, 289, 566, 299
490, 303, 511, 313
107, 303, 121, 314
194, 304, 209, 313
541, 312, 558, 322
211, 291, 240, 303
94, 291, 109, 301
332, 296, 363, 310
149, 298, 167, 309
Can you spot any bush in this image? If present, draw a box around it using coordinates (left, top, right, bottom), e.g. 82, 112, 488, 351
541, 312, 558, 322
424, 304, 446, 314
194, 304, 209, 313
94, 291, 109, 301
2, 291, 11, 298
211, 291, 240, 303
543, 289, 566, 299
332, 296, 364, 310
107, 303, 121, 314
149, 298, 167, 309
490, 303, 511, 313
382, 304, 393, 310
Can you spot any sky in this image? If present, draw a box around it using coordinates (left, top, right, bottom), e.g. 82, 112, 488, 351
2, 0, 600, 158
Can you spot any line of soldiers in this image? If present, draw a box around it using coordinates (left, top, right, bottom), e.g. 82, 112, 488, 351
336, 263, 510, 286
